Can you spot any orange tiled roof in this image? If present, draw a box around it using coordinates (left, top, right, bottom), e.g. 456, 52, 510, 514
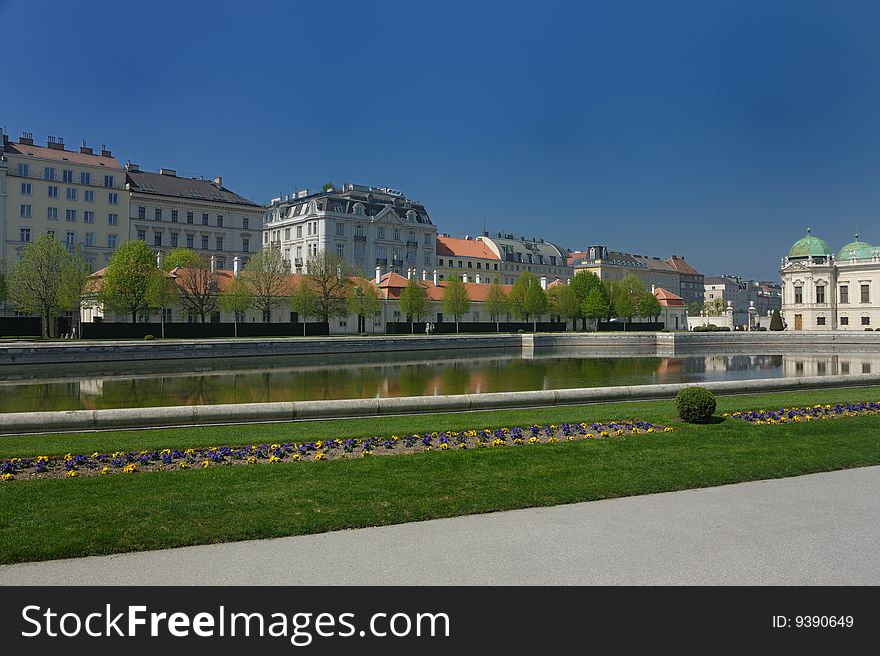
666, 256, 702, 276
654, 287, 686, 307
436, 236, 499, 260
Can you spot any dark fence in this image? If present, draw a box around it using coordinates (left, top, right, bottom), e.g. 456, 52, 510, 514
80, 322, 330, 340
0, 317, 43, 337
385, 321, 568, 335
596, 321, 665, 332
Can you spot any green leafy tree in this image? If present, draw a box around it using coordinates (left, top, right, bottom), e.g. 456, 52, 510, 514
638, 291, 662, 322
604, 280, 617, 321
523, 277, 549, 331
547, 283, 580, 330
322, 182, 335, 192
289, 278, 318, 336
687, 300, 702, 316
0, 271, 7, 306
508, 271, 539, 324
769, 309, 784, 331
242, 248, 289, 322
99, 240, 163, 324
485, 280, 509, 332
399, 277, 428, 334
441, 277, 470, 333
8, 235, 89, 337
146, 272, 178, 339
612, 274, 646, 326
161, 247, 200, 271
569, 271, 602, 330
582, 285, 610, 330
348, 278, 383, 333
305, 251, 352, 323
218, 275, 254, 337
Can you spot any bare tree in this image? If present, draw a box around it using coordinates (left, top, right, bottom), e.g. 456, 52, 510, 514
305, 251, 352, 323
242, 249, 290, 322
171, 253, 219, 323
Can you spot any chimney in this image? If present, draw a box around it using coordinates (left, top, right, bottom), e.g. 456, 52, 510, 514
101, 145, 111, 157
47, 135, 65, 150
233, 255, 241, 277
407, 268, 413, 280
475, 273, 481, 284
126, 162, 140, 172
80, 139, 93, 155
213, 176, 222, 187
540, 276, 547, 290
19, 131, 33, 146
422, 269, 428, 281
210, 254, 216, 272
375, 265, 382, 284
160, 168, 177, 177
433, 269, 438, 286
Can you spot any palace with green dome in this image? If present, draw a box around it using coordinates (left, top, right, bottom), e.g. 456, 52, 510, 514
781, 229, 880, 331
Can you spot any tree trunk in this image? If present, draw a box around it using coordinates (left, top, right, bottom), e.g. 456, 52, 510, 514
456, 318, 459, 334
132, 310, 138, 324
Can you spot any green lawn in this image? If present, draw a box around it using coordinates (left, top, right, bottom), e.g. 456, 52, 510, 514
1, 386, 879, 564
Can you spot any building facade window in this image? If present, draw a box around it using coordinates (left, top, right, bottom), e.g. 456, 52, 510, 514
202, 236, 209, 250
816, 316, 826, 326
20, 182, 31, 195
85, 232, 95, 246
109, 192, 119, 205
336, 222, 345, 236
840, 285, 849, 304
66, 188, 76, 200
171, 210, 178, 223
84, 190, 95, 202
202, 213, 209, 225
20, 204, 32, 218
243, 217, 249, 230
377, 227, 385, 240
137, 229, 146, 241
187, 212, 194, 224
154, 232, 162, 247
47, 185, 58, 198
861, 284, 870, 303
84, 211, 95, 224
841, 316, 849, 326
44, 167, 56, 180
47, 207, 58, 220
794, 286, 803, 304
66, 209, 76, 222
816, 285, 825, 304
170, 233, 179, 247
80, 172, 91, 185
155, 208, 162, 220
104, 175, 115, 188
108, 213, 118, 226
217, 215, 223, 227
65, 232, 75, 246
862, 316, 871, 326
138, 206, 146, 220
296, 225, 303, 238
17, 163, 29, 176
187, 234, 194, 249
337, 244, 345, 258
216, 237, 223, 251
63, 169, 73, 183
108, 234, 118, 248
20, 228, 31, 242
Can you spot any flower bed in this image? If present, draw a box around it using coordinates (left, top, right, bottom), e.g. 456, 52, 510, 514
727, 401, 880, 425
0, 420, 672, 482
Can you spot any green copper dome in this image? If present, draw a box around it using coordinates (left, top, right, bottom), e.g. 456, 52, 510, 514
788, 228, 832, 259
837, 234, 876, 261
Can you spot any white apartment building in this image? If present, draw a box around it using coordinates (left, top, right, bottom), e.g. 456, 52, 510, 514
781, 230, 880, 331
127, 166, 263, 270
476, 231, 572, 285
1, 131, 127, 273
263, 184, 437, 277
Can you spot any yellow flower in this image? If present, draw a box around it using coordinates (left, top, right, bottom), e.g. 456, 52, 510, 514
268, 455, 280, 463
528, 436, 539, 444
37, 455, 49, 463
631, 428, 639, 434
64, 453, 74, 462
160, 449, 171, 456
492, 438, 505, 447
100, 467, 109, 475
458, 442, 467, 449
91, 452, 100, 459
568, 435, 577, 441
270, 443, 280, 449
291, 454, 301, 461
247, 456, 257, 464
425, 445, 432, 451
547, 436, 559, 443
361, 450, 373, 457
201, 460, 210, 468
315, 441, 323, 449
185, 448, 195, 456
315, 453, 326, 461
1, 473, 13, 481
66, 470, 78, 478
123, 464, 138, 474
439, 443, 450, 450
179, 462, 189, 470
513, 437, 523, 444
615, 429, 624, 436
113, 451, 125, 459
647, 427, 655, 433
664, 427, 674, 432
599, 431, 609, 437
585, 433, 594, 439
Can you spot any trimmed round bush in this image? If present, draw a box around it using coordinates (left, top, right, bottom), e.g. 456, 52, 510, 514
143, 334, 155, 340
675, 386, 717, 423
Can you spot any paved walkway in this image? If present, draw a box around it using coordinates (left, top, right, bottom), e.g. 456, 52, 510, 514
2, 467, 879, 585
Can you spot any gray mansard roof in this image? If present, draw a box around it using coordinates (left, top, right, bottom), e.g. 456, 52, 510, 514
270, 183, 433, 225
127, 170, 261, 207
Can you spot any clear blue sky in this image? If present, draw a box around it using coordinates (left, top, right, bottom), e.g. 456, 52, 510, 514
3, 0, 880, 281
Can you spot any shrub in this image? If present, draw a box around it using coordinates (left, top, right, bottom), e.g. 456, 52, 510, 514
517, 328, 526, 334
769, 310, 783, 331
143, 334, 155, 340
676, 386, 717, 423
